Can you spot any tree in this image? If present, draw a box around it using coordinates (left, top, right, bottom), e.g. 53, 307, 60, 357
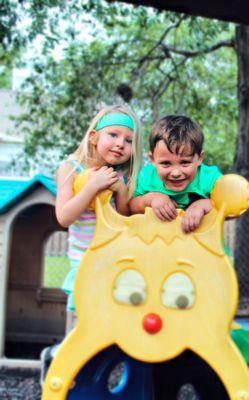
234, 25, 249, 314
2, 0, 248, 313
13, 4, 237, 174
0, 0, 98, 87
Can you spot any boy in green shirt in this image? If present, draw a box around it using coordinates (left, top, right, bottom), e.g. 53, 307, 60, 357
130, 114, 222, 232
130, 114, 249, 365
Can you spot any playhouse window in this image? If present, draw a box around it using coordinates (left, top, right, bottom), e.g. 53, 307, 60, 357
42, 231, 70, 289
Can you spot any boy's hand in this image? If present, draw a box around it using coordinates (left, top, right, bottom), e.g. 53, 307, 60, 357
181, 199, 212, 233
150, 193, 178, 221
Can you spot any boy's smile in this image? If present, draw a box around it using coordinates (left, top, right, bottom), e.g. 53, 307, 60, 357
150, 140, 203, 192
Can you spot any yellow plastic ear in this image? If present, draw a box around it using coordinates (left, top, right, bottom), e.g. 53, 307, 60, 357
90, 195, 124, 250
73, 169, 128, 248
73, 169, 88, 195
73, 170, 112, 209
211, 174, 249, 218
192, 174, 249, 256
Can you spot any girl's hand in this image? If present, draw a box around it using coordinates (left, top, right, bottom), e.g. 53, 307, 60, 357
181, 199, 212, 233
109, 177, 126, 194
150, 193, 178, 221
88, 166, 118, 191
110, 178, 130, 216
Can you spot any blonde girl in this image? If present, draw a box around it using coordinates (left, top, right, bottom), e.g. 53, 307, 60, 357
55, 104, 143, 312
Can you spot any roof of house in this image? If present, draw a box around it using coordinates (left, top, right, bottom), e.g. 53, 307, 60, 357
121, 0, 249, 24
0, 174, 56, 214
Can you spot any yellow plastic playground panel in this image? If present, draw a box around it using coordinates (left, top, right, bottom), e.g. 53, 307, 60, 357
42, 173, 249, 400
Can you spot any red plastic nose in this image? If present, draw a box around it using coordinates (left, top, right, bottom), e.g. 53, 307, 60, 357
143, 313, 163, 334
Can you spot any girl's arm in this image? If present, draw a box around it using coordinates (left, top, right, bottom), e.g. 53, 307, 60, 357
110, 179, 130, 216
55, 163, 118, 227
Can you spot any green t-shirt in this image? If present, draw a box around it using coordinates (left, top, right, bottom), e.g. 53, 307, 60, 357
132, 163, 222, 209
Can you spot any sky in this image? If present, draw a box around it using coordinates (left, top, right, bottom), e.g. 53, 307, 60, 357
12, 8, 99, 90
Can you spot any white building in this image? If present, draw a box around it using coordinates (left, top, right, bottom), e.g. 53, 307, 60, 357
0, 89, 27, 177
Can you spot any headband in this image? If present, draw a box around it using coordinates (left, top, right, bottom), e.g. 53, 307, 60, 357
95, 112, 134, 131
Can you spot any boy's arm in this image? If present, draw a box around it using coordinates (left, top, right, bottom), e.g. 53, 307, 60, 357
129, 193, 154, 214
130, 164, 177, 220
129, 164, 155, 214
181, 199, 212, 233
181, 165, 223, 233
130, 192, 177, 221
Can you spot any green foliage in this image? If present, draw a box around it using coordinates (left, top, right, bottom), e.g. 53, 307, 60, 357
43, 256, 69, 288
11, 0, 237, 173
0, 64, 12, 88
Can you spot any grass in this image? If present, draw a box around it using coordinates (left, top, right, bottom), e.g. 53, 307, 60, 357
43, 256, 70, 288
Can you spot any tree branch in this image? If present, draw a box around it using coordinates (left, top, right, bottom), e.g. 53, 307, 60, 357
161, 38, 235, 58
134, 15, 188, 72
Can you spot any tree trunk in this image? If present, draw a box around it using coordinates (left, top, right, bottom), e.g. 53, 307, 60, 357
234, 24, 249, 315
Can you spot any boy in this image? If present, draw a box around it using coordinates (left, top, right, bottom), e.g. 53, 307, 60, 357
130, 114, 249, 368
129, 115, 222, 232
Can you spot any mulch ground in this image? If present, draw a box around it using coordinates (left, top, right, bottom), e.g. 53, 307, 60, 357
0, 367, 41, 400
0, 366, 199, 399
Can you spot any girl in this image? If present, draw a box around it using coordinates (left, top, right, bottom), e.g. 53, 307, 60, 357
55, 104, 143, 313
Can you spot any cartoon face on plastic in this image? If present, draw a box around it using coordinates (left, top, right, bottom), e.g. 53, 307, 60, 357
73, 174, 249, 362
43, 173, 249, 400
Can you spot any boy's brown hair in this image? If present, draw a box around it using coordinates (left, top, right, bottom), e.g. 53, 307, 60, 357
149, 115, 204, 155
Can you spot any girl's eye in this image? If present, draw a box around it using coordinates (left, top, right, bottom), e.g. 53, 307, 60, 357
109, 132, 117, 138
126, 138, 132, 144
160, 162, 170, 167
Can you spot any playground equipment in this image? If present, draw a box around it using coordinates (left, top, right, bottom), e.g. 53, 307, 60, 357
42, 173, 249, 400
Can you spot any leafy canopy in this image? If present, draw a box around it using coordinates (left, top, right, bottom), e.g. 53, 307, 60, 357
3, 0, 237, 173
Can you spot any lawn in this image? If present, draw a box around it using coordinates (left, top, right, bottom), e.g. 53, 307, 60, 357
43, 256, 70, 288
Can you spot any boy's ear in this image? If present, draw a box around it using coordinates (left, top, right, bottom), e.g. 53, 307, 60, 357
89, 130, 99, 145
198, 150, 204, 165
148, 151, 154, 163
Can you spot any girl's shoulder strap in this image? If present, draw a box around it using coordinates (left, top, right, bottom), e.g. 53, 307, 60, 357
64, 160, 86, 173
114, 165, 127, 184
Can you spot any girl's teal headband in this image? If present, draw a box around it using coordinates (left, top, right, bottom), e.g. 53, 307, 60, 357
95, 112, 134, 131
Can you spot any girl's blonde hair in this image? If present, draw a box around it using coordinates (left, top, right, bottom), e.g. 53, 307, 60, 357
68, 104, 143, 198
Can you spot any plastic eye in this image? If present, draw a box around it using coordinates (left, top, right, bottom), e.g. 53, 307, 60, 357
113, 269, 146, 306
162, 272, 195, 309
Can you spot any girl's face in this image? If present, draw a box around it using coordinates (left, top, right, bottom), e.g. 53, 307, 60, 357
150, 139, 203, 192
90, 125, 134, 166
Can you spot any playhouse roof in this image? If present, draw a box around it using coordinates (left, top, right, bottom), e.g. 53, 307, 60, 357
121, 0, 249, 24
0, 174, 56, 214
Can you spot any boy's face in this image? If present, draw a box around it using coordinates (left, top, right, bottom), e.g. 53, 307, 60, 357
149, 140, 203, 192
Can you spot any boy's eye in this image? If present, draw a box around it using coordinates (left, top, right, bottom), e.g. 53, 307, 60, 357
181, 160, 191, 165
160, 162, 170, 167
